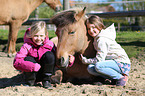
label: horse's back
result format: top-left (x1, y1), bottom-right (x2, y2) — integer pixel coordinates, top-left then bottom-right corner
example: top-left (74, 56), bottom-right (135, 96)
top-left (50, 36), bottom-right (58, 46)
top-left (0, 0), bottom-right (29, 23)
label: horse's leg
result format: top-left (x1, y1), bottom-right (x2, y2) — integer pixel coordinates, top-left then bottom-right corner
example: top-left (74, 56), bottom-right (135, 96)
top-left (8, 20), bottom-right (22, 57)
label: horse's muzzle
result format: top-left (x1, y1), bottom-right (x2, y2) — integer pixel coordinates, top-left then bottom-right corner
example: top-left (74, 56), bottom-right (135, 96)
top-left (58, 56), bottom-right (69, 68)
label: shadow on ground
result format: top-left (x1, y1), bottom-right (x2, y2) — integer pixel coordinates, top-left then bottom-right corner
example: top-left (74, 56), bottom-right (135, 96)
top-left (0, 74), bottom-right (25, 88)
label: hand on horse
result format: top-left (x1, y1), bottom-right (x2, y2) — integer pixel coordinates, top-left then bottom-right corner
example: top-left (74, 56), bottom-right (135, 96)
top-left (68, 54), bottom-right (75, 67)
top-left (80, 54), bottom-right (89, 64)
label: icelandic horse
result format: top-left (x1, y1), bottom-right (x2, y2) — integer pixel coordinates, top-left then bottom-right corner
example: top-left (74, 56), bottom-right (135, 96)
top-left (0, 0), bottom-right (62, 57)
top-left (50, 7), bottom-right (98, 84)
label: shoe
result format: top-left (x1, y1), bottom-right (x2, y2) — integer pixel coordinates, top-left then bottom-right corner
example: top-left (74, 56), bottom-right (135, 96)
top-left (93, 82), bottom-right (103, 86)
top-left (51, 70), bottom-right (63, 84)
top-left (42, 81), bottom-right (53, 89)
top-left (24, 72), bottom-right (36, 86)
top-left (116, 76), bottom-right (128, 86)
top-left (104, 79), bottom-right (112, 85)
top-left (111, 79), bottom-right (117, 85)
top-left (25, 80), bottom-right (35, 86)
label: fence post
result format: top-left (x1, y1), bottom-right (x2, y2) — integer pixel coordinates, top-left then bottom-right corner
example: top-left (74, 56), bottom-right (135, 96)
top-left (63, 0), bottom-right (70, 10)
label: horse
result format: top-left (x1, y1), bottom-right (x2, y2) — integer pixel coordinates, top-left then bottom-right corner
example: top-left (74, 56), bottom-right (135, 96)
top-left (0, 0), bottom-right (62, 57)
top-left (50, 7), bottom-right (98, 84)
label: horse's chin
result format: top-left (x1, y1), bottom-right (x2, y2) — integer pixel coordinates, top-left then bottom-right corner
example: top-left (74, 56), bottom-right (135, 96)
top-left (59, 56), bottom-right (69, 68)
top-left (58, 55), bottom-right (75, 68)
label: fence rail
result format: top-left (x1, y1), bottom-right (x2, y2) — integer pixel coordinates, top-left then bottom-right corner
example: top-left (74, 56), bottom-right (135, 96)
top-left (23, 10), bottom-right (145, 25)
top-left (23, 19), bottom-right (50, 25)
top-left (86, 10), bottom-right (145, 18)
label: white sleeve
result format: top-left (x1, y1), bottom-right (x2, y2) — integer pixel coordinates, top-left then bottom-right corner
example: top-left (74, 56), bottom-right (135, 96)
top-left (81, 38), bottom-right (109, 64)
top-left (81, 55), bottom-right (98, 64)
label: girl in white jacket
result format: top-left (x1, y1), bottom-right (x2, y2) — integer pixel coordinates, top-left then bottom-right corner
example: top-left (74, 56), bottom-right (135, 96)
top-left (81, 15), bottom-right (131, 86)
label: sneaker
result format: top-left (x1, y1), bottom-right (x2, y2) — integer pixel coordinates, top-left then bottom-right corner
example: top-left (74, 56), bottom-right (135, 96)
top-left (111, 79), bottom-right (117, 85)
top-left (116, 76), bottom-right (128, 86)
top-left (25, 80), bottom-right (35, 86)
top-left (42, 81), bottom-right (53, 89)
top-left (104, 79), bottom-right (112, 85)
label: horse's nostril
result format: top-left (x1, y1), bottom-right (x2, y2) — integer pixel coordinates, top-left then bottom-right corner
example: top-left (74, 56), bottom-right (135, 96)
top-left (58, 58), bottom-right (61, 63)
top-left (57, 56), bottom-right (69, 67)
top-left (58, 57), bottom-right (64, 64)
top-left (61, 57), bottom-right (64, 64)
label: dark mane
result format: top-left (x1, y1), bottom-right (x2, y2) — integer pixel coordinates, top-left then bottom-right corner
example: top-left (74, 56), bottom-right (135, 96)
top-left (50, 10), bottom-right (76, 27)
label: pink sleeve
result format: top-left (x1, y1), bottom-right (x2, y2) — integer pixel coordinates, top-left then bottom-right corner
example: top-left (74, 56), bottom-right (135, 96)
top-left (13, 43), bottom-right (36, 72)
top-left (14, 58), bottom-right (36, 72)
top-left (15, 43), bottom-right (29, 58)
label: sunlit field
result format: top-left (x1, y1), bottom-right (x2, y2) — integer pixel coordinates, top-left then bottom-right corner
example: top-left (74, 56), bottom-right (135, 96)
top-left (0, 29), bottom-right (145, 60)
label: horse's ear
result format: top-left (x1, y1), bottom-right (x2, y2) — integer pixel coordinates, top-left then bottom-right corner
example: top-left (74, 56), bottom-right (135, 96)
top-left (74, 7), bottom-right (86, 21)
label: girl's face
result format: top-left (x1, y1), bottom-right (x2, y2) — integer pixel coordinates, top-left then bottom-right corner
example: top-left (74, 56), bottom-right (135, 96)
top-left (32, 29), bottom-right (46, 45)
top-left (87, 22), bottom-right (100, 38)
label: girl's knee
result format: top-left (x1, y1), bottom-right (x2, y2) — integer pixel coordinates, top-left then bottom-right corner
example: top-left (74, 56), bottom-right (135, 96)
top-left (87, 64), bottom-right (101, 76)
top-left (41, 51), bottom-right (55, 61)
top-left (87, 64), bottom-right (95, 72)
top-left (95, 63), bottom-right (102, 71)
top-left (40, 51), bottom-right (55, 65)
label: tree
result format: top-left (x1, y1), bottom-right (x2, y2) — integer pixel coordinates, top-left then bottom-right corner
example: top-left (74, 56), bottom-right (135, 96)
top-left (29, 3), bottom-right (55, 19)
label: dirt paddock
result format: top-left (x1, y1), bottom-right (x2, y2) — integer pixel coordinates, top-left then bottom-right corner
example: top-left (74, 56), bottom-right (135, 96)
top-left (0, 52), bottom-right (145, 96)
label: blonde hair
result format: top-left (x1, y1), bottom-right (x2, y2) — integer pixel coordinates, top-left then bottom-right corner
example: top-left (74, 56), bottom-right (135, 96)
top-left (26, 21), bottom-right (48, 38)
top-left (86, 15), bottom-right (105, 31)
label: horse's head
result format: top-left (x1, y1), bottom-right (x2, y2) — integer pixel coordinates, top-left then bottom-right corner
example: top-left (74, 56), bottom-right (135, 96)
top-left (50, 7), bottom-right (89, 68)
top-left (44, 0), bottom-right (62, 11)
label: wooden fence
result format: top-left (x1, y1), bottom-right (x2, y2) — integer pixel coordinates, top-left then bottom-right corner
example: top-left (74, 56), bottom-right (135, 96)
top-left (86, 10), bottom-right (145, 18)
top-left (23, 10), bottom-right (145, 25)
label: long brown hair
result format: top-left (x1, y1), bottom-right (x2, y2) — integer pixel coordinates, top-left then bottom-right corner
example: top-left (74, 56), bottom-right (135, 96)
top-left (86, 15), bottom-right (105, 31)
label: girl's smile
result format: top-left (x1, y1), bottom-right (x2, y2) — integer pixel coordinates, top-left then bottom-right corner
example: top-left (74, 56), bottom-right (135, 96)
top-left (87, 23), bottom-right (100, 38)
top-left (32, 29), bottom-right (46, 45)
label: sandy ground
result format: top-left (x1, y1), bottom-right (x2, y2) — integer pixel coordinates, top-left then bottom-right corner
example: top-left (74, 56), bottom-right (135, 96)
top-left (0, 51), bottom-right (145, 96)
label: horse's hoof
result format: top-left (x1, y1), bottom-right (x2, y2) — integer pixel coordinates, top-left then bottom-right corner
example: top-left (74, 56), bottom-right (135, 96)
top-left (51, 70), bottom-right (63, 84)
top-left (7, 52), bottom-right (16, 58)
top-left (7, 53), bottom-right (12, 58)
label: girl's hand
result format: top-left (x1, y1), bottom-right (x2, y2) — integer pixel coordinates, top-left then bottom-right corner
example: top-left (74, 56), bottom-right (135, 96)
top-left (69, 54), bottom-right (75, 67)
top-left (80, 54), bottom-right (88, 64)
top-left (80, 54), bottom-right (86, 61)
top-left (34, 63), bottom-right (41, 72)
top-left (80, 54), bottom-right (83, 59)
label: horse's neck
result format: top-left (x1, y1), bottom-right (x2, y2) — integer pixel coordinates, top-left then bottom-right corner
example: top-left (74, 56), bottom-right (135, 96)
top-left (28, 0), bottom-right (43, 13)
top-left (75, 35), bottom-right (96, 64)
top-left (82, 34), bottom-right (96, 58)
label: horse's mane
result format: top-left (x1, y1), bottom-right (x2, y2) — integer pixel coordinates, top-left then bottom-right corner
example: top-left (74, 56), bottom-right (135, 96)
top-left (50, 7), bottom-right (87, 27)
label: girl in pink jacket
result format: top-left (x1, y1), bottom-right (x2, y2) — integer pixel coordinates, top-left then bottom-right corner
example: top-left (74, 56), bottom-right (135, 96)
top-left (13, 21), bottom-right (56, 89)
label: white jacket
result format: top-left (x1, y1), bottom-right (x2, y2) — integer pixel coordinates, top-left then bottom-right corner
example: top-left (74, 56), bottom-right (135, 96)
top-left (82, 23), bottom-right (131, 64)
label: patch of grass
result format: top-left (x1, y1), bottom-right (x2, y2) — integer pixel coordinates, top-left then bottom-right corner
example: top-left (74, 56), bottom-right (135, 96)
top-left (116, 31), bottom-right (145, 59)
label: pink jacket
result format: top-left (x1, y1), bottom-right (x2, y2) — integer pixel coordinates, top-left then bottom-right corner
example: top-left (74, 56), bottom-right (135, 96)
top-left (13, 28), bottom-right (56, 72)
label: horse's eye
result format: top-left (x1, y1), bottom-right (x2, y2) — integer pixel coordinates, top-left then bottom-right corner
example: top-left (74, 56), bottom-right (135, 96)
top-left (68, 31), bottom-right (75, 35)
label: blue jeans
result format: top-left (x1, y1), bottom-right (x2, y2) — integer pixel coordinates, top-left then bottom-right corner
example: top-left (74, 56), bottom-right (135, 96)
top-left (87, 60), bottom-right (123, 80)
